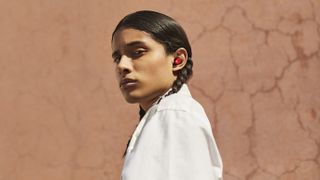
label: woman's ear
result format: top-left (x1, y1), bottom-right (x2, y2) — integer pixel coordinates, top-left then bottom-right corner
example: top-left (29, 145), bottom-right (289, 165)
top-left (172, 48), bottom-right (188, 72)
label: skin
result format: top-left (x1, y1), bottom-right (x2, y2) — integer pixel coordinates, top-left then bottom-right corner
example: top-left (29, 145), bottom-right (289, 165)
top-left (112, 28), bottom-right (188, 111)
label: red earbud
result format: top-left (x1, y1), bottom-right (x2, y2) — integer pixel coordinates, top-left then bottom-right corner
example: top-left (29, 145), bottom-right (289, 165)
top-left (173, 58), bottom-right (183, 65)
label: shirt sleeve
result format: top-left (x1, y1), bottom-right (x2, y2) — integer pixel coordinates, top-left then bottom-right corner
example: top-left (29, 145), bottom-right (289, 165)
top-left (123, 109), bottom-right (223, 180)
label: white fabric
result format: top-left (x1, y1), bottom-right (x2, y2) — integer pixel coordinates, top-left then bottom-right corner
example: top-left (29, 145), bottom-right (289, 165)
top-left (121, 84), bottom-right (223, 180)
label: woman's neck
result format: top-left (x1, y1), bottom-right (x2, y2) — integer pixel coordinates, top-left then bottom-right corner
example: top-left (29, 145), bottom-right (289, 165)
top-left (139, 87), bottom-right (172, 111)
top-left (139, 95), bottom-right (159, 112)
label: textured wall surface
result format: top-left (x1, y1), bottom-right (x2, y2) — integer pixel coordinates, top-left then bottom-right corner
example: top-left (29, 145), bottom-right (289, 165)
top-left (0, 0), bottom-right (319, 180)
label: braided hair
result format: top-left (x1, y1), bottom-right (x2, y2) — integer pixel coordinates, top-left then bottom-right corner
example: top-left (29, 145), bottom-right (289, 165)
top-left (167, 57), bottom-right (193, 96)
top-left (112, 10), bottom-right (193, 157)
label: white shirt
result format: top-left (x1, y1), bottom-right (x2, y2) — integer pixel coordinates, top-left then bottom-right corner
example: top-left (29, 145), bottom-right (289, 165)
top-left (121, 84), bottom-right (223, 180)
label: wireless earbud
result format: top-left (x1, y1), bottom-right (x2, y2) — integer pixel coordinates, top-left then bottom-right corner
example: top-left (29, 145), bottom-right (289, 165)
top-left (173, 57), bottom-right (183, 65)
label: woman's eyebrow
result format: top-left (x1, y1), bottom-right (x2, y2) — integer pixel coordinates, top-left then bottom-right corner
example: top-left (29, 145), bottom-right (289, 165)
top-left (112, 41), bottom-right (147, 58)
top-left (125, 41), bottom-right (147, 48)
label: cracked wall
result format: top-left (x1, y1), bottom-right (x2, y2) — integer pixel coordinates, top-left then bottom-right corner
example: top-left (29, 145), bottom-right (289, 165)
top-left (0, 0), bottom-right (319, 180)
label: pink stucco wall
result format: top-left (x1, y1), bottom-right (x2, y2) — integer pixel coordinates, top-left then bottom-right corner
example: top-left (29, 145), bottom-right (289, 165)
top-left (0, 0), bottom-right (319, 179)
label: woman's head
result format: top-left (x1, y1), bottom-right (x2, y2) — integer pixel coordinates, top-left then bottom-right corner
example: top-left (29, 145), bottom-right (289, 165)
top-left (111, 10), bottom-right (193, 110)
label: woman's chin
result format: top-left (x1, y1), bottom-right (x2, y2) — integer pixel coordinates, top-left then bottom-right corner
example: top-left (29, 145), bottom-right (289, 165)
top-left (122, 93), bottom-right (142, 104)
top-left (124, 97), bottom-right (139, 104)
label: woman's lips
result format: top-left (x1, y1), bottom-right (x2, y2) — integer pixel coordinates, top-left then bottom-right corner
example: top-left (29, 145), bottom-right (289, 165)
top-left (120, 78), bottom-right (138, 90)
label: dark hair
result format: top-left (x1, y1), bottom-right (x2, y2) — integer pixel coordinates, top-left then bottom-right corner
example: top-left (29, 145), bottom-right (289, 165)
top-left (112, 10), bottom-right (194, 157)
top-left (112, 10), bottom-right (193, 95)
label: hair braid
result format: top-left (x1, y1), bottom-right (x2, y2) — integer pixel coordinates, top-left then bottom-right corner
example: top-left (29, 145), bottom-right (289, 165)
top-left (167, 57), bottom-right (193, 96)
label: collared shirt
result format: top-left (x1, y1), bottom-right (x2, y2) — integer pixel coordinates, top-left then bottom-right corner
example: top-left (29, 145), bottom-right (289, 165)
top-left (121, 84), bottom-right (223, 180)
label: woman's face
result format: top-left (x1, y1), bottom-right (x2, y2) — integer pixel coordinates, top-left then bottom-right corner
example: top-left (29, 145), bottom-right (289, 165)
top-left (112, 28), bottom-right (176, 110)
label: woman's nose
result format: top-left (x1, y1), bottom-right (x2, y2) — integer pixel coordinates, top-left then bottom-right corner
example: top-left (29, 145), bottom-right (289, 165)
top-left (117, 56), bottom-right (132, 76)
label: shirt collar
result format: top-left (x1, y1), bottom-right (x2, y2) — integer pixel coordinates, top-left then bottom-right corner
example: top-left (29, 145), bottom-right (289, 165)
top-left (139, 84), bottom-right (191, 121)
top-left (154, 83), bottom-right (191, 105)
top-left (178, 83), bottom-right (191, 97)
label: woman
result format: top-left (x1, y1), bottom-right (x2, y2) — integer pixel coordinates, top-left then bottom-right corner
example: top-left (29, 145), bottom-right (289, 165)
top-left (111, 10), bottom-right (223, 180)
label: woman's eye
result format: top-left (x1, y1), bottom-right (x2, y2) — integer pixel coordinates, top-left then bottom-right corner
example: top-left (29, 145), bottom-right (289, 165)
top-left (113, 55), bottom-right (121, 63)
top-left (131, 49), bottom-right (145, 58)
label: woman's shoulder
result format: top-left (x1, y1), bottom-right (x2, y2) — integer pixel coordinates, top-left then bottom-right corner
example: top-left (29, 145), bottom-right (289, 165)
top-left (156, 84), bottom-right (205, 115)
top-left (153, 85), bottom-right (213, 131)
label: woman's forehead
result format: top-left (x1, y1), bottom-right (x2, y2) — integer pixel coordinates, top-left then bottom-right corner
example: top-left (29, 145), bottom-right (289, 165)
top-left (112, 28), bottom-right (154, 49)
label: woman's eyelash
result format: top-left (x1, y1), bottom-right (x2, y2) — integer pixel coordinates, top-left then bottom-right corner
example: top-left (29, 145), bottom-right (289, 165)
top-left (131, 49), bottom-right (146, 57)
top-left (112, 49), bottom-right (146, 63)
top-left (113, 55), bottom-right (121, 63)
